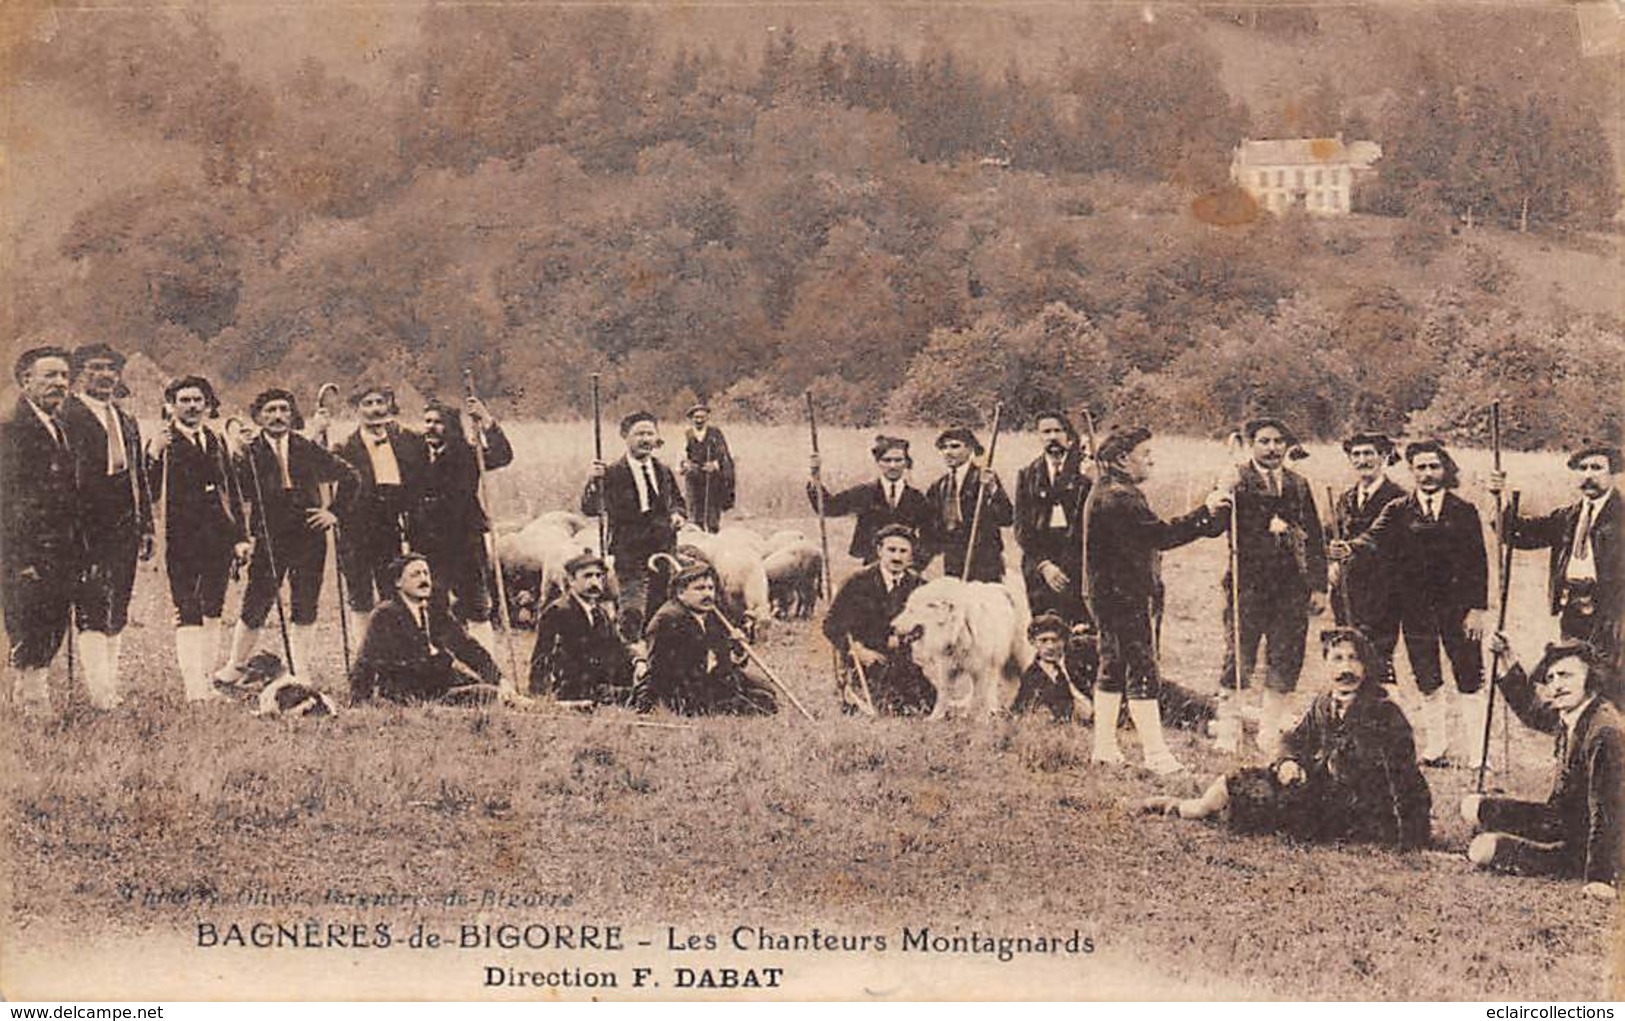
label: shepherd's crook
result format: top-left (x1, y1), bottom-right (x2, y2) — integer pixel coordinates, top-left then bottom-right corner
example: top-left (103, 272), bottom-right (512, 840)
top-left (710, 608), bottom-right (815, 722)
top-left (961, 402), bottom-right (1004, 580)
top-left (463, 369), bottom-right (523, 693)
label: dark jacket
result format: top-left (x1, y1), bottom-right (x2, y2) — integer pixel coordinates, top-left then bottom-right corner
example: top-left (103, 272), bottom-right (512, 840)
top-left (148, 423), bottom-right (247, 549)
top-left (1202, 463), bottom-right (1328, 596)
top-left (236, 432), bottom-right (358, 541)
top-left (350, 596), bottom-right (500, 704)
top-left (1353, 490), bottom-right (1488, 612)
top-left (1084, 469), bottom-right (1214, 620)
top-left (639, 600), bottom-right (771, 715)
top-left (1014, 452), bottom-right (1091, 578)
top-left (1332, 478), bottom-right (1407, 623)
top-left (822, 562), bottom-right (923, 655)
top-left (57, 393), bottom-right (151, 543)
top-left (1496, 667), bottom-right (1625, 886)
top-left (333, 422), bottom-right (430, 543)
top-left (527, 593), bottom-right (633, 702)
top-left (413, 425), bottom-right (514, 553)
top-left (581, 456), bottom-right (686, 567)
top-left (1012, 659), bottom-right (1081, 722)
top-left (1278, 687), bottom-right (1433, 850)
top-left (925, 464), bottom-right (1013, 581)
top-left (806, 478), bottom-right (933, 566)
top-left (682, 426), bottom-right (736, 514)
top-left (0, 398), bottom-right (78, 576)
top-left (1506, 490), bottom-right (1622, 621)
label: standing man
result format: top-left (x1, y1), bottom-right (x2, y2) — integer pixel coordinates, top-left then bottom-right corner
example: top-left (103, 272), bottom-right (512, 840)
top-left (1209, 418), bottom-right (1329, 758)
top-left (1085, 426), bottom-right (1228, 772)
top-left (1015, 410), bottom-right (1091, 625)
top-left (58, 343), bottom-right (152, 710)
top-left (413, 396), bottom-right (513, 654)
top-left (147, 376), bottom-right (252, 703)
top-left (821, 524), bottom-right (934, 715)
top-left (1, 346), bottom-right (78, 715)
top-left (332, 384), bottom-right (428, 644)
top-left (527, 552), bottom-right (635, 705)
top-left (681, 403), bottom-right (735, 534)
top-left (1331, 440), bottom-right (1489, 767)
top-left (349, 553), bottom-right (502, 705)
top-left (1489, 443), bottom-right (1623, 671)
top-left (807, 435), bottom-right (933, 569)
top-left (216, 389), bottom-right (357, 689)
top-left (1329, 431), bottom-right (1406, 685)
top-left (926, 427), bottom-right (1013, 582)
top-left (583, 411), bottom-right (687, 640)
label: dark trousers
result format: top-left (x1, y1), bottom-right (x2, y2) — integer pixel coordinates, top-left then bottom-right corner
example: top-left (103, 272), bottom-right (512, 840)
top-left (4, 556), bottom-right (73, 669)
top-left (241, 520), bottom-right (327, 627)
top-left (1333, 588), bottom-right (1399, 686)
top-left (1400, 600), bottom-right (1483, 695)
top-left (1559, 591), bottom-right (1619, 673)
top-left (1096, 605), bottom-right (1159, 699)
top-left (940, 532), bottom-right (1003, 583)
top-left (685, 478), bottom-right (723, 533)
top-left (1476, 797), bottom-right (1577, 878)
top-left (616, 558), bottom-right (669, 642)
top-left (1219, 579), bottom-right (1308, 694)
top-left (341, 487), bottom-right (408, 612)
top-left (422, 536), bottom-right (493, 623)
top-left (848, 653), bottom-right (936, 716)
top-left (167, 540), bottom-right (233, 626)
top-left (75, 531), bottom-right (140, 635)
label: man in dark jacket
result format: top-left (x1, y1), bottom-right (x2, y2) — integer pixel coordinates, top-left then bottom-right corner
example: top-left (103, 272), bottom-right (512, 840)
top-left (821, 524), bottom-right (933, 715)
top-left (634, 562), bottom-right (775, 716)
top-left (148, 375), bottom-right (253, 702)
top-left (218, 389), bottom-right (358, 689)
top-left (1464, 636), bottom-right (1622, 901)
top-left (1014, 410), bottom-right (1091, 626)
top-left (1085, 426), bottom-right (1227, 772)
top-left (57, 344), bottom-right (152, 710)
top-left (414, 396), bottom-right (513, 652)
top-left (680, 403), bottom-right (735, 534)
top-left (1328, 431), bottom-right (1405, 685)
top-left (1490, 444), bottom-right (1623, 673)
top-left (350, 553), bottom-right (502, 705)
top-left (1012, 613), bottom-right (1090, 723)
top-left (527, 552), bottom-right (634, 704)
top-left (2, 346), bottom-right (78, 715)
top-left (1332, 440), bottom-right (1489, 768)
top-left (582, 411), bottom-right (687, 640)
top-left (925, 427), bottom-right (1013, 582)
top-left (1144, 628), bottom-right (1432, 852)
top-left (807, 435), bottom-right (932, 569)
top-left (332, 384), bottom-right (429, 643)
top-left (1205, 418), bottom-right (1329, 758)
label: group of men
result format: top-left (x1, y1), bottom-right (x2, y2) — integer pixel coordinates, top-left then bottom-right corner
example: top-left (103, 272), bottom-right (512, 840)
top-left (4, 344), bottom-right (1620, 897)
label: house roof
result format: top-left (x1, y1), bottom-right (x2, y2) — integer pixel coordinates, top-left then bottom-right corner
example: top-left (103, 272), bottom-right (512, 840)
top-left (1233, 138), bottom-right (1382, 167)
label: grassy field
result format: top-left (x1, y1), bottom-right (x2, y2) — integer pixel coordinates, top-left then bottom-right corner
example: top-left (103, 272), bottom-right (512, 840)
top-left (3, 422), bottom-right (1620, 1000)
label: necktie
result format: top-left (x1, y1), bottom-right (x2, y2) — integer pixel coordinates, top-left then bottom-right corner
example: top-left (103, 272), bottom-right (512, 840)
top-left (1356, 487), bottom-right (1367, 511)
top-left (104, 404), bottom-right (128, 474)
top-left (1572, 501), bottom-right (1595, 561)
top-left (641, 462), bottom-right (658, 513)
top-left (887, 482), bottom-right (898, 509)
top-left (945, 469), bottom-right (963, 528)
top-left (1269, 470), bottom-right (1282, 498)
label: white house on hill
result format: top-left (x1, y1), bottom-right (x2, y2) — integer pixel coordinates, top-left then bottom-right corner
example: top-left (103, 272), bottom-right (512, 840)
top-left (1230, 136), bottom-right (1382, 216)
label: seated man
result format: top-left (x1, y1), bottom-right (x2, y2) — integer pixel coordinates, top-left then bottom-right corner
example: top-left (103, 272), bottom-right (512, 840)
top-left (1012, 613), bottom-right (1093, 723)
top-left (821, 524), bottom-right (935, 715)
top-left (1142, 628), bottom-right (1431, 851)
top-left (1462, 636), bottom-right (1622, 902)
top-left (527, 552), bottom-right (634, 706)
top-left (634, 562), bottom-right (777, 716)
top-left (350, 553), bottom-right (503, 705)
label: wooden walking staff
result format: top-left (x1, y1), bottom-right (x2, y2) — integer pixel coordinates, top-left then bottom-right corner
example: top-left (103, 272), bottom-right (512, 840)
top-left (1078, 408), bottom-right (1102, 623)
top-left (591, 373), bottom-right (607, 556)
top-left (1476, 398), bottom-right (1511, 792)
top-left (1225, 427), bottom-right (1247, 698)
top-left (805, 392), bottom-right (872, 713)
top-left (961, 402), bottom-right (1004, 581)
top-left (709, 608), bottom-right (816, 722)
top-left (315, 383), bottom-right (353, 677)
top-left (463, 368), bottom-right (523, 691)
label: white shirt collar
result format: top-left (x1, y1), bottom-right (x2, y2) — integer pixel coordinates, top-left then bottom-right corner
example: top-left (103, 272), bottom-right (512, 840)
top-left (26, 399), bottom-right (59, 434)
top-left (1560, 696), bottom-right (1596, 740)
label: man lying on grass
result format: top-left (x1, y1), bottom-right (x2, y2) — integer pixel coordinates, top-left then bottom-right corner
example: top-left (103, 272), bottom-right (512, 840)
top-left (1141, 627), bottom-right (1431, 851)
top-left (1462, 635), bottom-right (1622, 902)
top-left (349, 552), bottom-right (504, 705)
